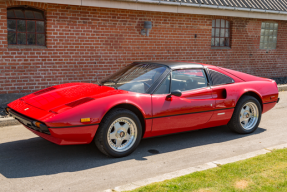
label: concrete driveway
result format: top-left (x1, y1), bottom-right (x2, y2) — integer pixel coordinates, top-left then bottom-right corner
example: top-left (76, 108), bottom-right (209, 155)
top-left (0, 91), bottom-right (286, 192)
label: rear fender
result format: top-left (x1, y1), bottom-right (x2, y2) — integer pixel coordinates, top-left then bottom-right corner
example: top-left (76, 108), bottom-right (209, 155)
top-left (236, 89), bottom-right (263, 110)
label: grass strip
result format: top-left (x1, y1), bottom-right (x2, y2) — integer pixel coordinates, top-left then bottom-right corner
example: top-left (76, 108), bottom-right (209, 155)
top-left (128, 148), bottom-right (287, 192)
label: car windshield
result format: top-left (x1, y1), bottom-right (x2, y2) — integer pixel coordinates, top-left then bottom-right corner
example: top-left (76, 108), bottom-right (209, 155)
top-left (100, 63), bottom-right (167, 93)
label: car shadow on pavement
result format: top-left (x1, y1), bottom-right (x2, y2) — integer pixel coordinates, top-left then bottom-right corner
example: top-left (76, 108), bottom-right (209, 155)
top-left (0, 125), bottom-right (266, 178)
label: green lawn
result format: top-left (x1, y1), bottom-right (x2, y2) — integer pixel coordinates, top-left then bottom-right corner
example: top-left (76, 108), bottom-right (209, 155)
top-left (129, 148), bottom-right (287, 192)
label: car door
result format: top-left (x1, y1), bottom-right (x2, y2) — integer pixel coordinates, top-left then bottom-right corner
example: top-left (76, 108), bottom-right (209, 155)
top-left (203, 68), bottom-right (236, 127)
top-left (151, 68), bottom-right (216, 135)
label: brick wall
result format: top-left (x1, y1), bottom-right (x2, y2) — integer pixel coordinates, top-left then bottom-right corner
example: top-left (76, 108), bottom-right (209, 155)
top-left (0, 1), bottom-right (287, 94)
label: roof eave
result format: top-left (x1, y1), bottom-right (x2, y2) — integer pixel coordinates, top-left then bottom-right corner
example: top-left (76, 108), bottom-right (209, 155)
top-left (137, 0), bottom-right (287, 15)
top-left (15, 0), bottom-right (287, 20)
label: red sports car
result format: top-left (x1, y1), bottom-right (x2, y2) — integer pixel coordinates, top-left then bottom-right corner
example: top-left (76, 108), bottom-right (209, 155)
top-left (6, 61), bottom-right (279, 157)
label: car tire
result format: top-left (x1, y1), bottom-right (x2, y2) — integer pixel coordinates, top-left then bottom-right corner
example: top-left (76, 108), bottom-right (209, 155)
top-left (94, 108), bottom-right (142, 158)
top-left (228, 95), bottom-right (262, 134)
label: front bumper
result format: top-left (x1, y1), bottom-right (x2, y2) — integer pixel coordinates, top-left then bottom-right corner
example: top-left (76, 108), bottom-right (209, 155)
top-left (7, 108), bottom-right (99, 145)
top-left (7, 108), bottom-right (50, 134)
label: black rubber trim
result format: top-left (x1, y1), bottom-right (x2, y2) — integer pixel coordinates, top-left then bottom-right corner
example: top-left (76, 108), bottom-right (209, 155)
top-left (8, 108), bottom-right (50, 134)
top-left (145, 107), bottom-right (234, 120)
top-left (148, 67), bottom-right (172, 94)
top-left (204, 67), bottom-right (212, 87)
top-left (8, 108), bottom-right (99, 129)
top-left (50, 123), bottom-right (100, 128)
top-left (263, 101), bottom-right (277, 105)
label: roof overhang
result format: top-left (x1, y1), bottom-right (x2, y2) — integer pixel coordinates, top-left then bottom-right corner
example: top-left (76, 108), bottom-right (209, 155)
top-left (16, 0), bottom-right (287, 20)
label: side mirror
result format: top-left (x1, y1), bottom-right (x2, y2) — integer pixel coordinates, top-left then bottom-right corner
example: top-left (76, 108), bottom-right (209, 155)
top-left (168, 90), bottom-right (182, 97)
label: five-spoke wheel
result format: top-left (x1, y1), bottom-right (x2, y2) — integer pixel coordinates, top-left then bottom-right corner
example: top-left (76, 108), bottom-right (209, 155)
top-left (239, 102), bottom-right (259, 130)
top-left (107, 117), bottom-right (137, 152)
top-left (228, 95), bottom-right (262, 134)
top-left (95, 108), bottom-right (142, 158)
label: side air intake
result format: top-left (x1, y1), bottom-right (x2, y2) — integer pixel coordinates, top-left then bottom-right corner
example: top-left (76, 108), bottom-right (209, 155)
top-left (66, 97), bottom-right (95, 108)
top-left (34, 87), bottom-right (56, 95)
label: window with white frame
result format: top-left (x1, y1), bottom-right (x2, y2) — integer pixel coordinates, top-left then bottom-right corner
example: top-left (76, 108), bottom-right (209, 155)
top-left (260, 22), bottom-right (278, 50)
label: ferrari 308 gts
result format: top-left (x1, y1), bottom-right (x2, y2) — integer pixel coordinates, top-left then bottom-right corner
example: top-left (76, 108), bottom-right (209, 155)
top-left (6, 61), bottom-right (279, 157)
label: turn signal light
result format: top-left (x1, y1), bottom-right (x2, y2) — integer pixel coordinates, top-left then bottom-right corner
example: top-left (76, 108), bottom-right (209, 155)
top-left (5, 107), bottom-right (10, 115)
top-left (34, 121), bottom-right (42, 128)
top-left (81, 118), bottom-right (90, 123)
top-left (32, 121), bottom-right (49, 132)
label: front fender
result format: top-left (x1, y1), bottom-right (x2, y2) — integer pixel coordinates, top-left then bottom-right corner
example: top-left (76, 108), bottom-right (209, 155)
top-left (45, 92), bottom-right (152, 128)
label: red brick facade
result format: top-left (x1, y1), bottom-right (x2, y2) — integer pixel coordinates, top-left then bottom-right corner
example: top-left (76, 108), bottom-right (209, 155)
top-left (0, 1), bottom-right (287, 94)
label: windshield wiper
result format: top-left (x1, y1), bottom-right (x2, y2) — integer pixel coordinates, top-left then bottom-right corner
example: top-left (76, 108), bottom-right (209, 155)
top-left (100, 80), bottom-right (118, 89)
top-left (101, 80), bottom-right (117, 84)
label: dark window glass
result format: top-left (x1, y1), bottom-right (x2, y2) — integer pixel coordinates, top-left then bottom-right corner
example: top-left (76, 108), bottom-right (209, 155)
top-left (27, 34), bottom-right (36, 45)
top-left (211, 19), bottom-right (230, 48)
top-left (17, 20), bottom-right (26, 32)
top-left (27, 21), bottom-right (35, 32)
top-left (7, 33), bottom-right (16, 44)
top-left (7, 7), bottom-right (45, 46)
top-left (7, 20), bottom-right (16, 32)
top-left (154, 74), bottom-right (171, 94)
top-left (100, 63), bottom-right (167, 93)
top-left (34, 11), bottom-right (44, 20)
top-left (14, 10), bottom-right (25, 18)
top-left (36, 21), bottom-right (44, 33)
top-left (7, 10), bottom-right (15, 18)
top-left (171, 69), bottom-right (208, 92)
top-left (17, 33), bottom-right (26, 44)
top-left (209, 69), bottom-right (234, 86)
top-left (211, 38), bottom-right (214, 46)
top-left (25, 10), bottom-right (34, 19)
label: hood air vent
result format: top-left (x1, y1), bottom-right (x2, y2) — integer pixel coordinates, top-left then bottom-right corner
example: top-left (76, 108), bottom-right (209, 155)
top-left (34, 87), bottom-right (56, 95)
top-left (66, 97), bottom-right (95, 108)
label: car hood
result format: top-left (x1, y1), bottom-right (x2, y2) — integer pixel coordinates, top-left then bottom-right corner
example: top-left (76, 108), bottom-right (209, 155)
top-left (21, 83), bottom-right (124, 113)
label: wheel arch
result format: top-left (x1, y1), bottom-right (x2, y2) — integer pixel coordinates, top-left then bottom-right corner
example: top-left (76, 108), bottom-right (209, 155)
top-left (100, 103), bottom-right (146, 138)
top-left (237, 91), bottom-right (263, 111)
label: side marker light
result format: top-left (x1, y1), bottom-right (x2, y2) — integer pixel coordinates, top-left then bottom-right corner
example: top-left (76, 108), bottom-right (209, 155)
top-left (81, 118), bottom-right (90, 123)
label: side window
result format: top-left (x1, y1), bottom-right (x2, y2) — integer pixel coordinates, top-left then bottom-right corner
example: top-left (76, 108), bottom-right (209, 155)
top-left (171, 69), bottom-right (208, 92)
top-left (154, 74), bottom-right (170, 94)
top-left (209, 69), bottom-right (234, 86)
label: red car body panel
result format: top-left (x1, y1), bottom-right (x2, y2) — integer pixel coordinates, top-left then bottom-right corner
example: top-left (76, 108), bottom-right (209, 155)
top-left (23, 124), bottom-right (99, 145)
top-left (7, 63), bottom-right (279, 145)
top-left (151, 87), bottom-right (214, 133)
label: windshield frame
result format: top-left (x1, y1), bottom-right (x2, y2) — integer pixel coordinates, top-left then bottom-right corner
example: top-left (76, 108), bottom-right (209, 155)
top-left (99, 62), bottom-right (171, 94)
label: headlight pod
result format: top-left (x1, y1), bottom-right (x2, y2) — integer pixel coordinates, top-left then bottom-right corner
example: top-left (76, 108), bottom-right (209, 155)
top-left (32, 121), bottom-right (49, 132)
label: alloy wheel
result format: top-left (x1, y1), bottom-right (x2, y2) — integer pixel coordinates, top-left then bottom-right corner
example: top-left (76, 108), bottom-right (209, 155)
top-left (239, 102), bottom-right (259, 130)
top-left (107, 117), bottom-right (137, 152)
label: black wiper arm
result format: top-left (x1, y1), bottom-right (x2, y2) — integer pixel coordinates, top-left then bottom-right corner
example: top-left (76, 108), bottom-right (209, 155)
top-left (101, 80), bottom-right (117, 84)
top-left (100, 80), bottom-right (118, 89)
